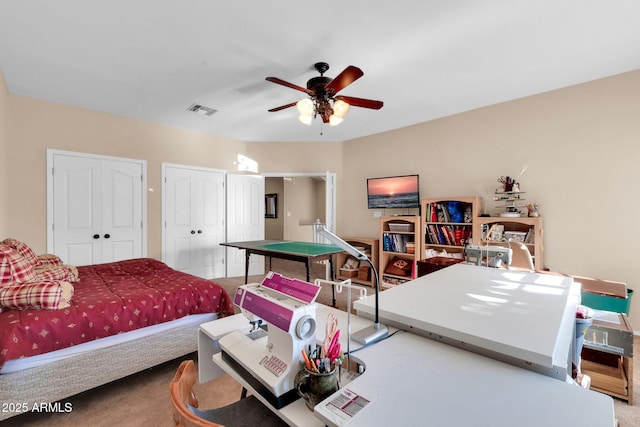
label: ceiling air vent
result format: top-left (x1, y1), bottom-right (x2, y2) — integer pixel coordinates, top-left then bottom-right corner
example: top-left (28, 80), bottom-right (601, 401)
top-left (186, 103), bottom-right (217, 116)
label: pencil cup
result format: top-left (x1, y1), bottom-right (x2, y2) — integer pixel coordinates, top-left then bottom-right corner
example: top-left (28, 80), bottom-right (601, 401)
top-left (294, 367), bottom-right (339, 410)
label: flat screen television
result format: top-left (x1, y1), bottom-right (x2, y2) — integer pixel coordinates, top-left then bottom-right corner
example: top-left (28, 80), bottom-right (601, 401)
top-left (367, 174), bottom-right (420, 209)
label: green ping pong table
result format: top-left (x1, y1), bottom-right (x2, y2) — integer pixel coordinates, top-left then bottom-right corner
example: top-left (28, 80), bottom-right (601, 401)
top-left (221, 240), bottom-right (344, 284)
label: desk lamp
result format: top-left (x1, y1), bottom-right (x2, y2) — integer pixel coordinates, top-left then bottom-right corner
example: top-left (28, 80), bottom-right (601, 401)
top-left (314, 224), bottom-right (389, 345)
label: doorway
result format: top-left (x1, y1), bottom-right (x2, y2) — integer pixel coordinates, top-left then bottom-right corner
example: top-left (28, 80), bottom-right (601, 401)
top-left (263, 172), bottom-right (336, 242)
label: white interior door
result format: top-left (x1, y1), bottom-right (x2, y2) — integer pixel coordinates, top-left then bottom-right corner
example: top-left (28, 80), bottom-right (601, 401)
top-left (47, 150), bottom-right (146, 266)
top-left (101, 159), bottom-right (145, 262)
top-left (196, 169), bottom-right (226, 278)
top-left (164, 166), bottom-right (197, 272)
top-left (163, 164), bottom-right (225, 279)
top-left (325, 171), bottom-right (337, 233)
top-left (225, 174), bottom-right (265, 278)
top-left (50, 154), bottom-right (101, 265)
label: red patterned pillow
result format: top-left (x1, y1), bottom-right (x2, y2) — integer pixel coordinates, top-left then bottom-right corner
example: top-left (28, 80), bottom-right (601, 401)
top-left (0, 281), bottom-right (74, 310)
top-left (0, 244), bottom-right (37, 284)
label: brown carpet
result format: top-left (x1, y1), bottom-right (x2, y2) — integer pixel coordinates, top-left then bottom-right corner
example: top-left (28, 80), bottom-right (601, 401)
top-left (2, 259), bottom-right (638, 426)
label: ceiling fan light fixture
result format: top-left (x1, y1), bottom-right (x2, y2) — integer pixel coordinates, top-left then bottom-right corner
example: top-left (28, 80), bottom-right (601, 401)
top-left (329, 115), bottom-right (344, 127)
top-left (332, 99), bottom-right (350, 117)
top-left (296, 98), bottom-right (314, 116)
top-left (298, 114), bottom-right (313, 126)
top-left (267, 62), bottom-right (382, 129)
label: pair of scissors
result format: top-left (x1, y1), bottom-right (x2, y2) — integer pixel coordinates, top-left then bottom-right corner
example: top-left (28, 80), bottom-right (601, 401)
top-left (327, 330), bottom-right (341, 363)
top-left (322, 313), bottom-right (338, 358)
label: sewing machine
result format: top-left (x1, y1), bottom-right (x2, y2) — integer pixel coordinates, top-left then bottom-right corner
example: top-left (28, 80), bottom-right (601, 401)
top-left (464, 244), bottom-right (513, 268)
top-left (218, 272), bottom-right (321, 409)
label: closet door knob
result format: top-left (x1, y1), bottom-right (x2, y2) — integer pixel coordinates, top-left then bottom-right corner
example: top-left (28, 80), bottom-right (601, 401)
top-left (93, 234), bottom-right (100, 239)
top-left (104, 234), bottom-right (110, 239)
top-left (197, 229), bottom-right (203, 234)
top-left (190, 230), bottom-right (196, 234)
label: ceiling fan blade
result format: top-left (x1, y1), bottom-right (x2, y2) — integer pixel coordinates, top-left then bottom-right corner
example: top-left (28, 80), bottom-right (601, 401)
top-left (268, 101), bottom-right (298, 112)
top-left (324, 66), bottom-right (364, 95)
top-left (265, 77), bottom-right (314, 94)
top-left (336, 95), bottom-right (384, 110)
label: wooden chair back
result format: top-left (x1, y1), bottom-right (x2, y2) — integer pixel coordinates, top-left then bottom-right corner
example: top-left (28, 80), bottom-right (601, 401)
top-left (170, 360), bottom-right (223, 427)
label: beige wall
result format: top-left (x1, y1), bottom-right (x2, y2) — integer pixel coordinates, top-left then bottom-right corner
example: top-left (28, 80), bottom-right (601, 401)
top-left (340, 70), bottom-right (640, 326)
top-left (246, 141), bottom-right (343, 174)
top-left (0, 72), bottom-right (8, 237)
top-left (265, 177), bottom-right (284, 240)
top-left (282, 177), bottom-right (326, 241)
top-left (6, 94), bottom-right (247, 259)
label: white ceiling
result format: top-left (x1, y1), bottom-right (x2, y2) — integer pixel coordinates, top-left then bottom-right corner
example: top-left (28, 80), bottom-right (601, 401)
top-left (1, 1), bottom-right (639, 143)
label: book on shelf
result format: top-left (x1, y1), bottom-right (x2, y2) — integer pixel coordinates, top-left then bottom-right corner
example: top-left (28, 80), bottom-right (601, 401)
top-left (425, 224), bottom-right (470, 246)
top-left (425, 201), bottom-right (469, 224)
top-left (524, 227), bottom-right (534, 244)
top-left (382, 275), bottom-right (411, 286)
top-left (425, 202), bottom-right (452, 223)
top-left (382, 232), bottom-right (413, 253)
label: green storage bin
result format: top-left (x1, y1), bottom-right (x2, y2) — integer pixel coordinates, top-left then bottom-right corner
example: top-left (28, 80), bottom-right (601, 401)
top-left (580, 289), bottom-right (634, 315)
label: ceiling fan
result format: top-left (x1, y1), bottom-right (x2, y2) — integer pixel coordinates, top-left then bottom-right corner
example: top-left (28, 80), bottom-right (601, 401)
top-left (266, 62), bottom-right (383, 127)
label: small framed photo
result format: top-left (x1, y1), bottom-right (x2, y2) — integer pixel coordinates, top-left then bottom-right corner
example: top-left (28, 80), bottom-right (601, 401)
top-left (265, 194), bottom-right (277, 218)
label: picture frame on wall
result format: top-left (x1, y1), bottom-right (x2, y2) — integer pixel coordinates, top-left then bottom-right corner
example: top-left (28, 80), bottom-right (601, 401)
top-left (265, 193), bottom-right (277, 218)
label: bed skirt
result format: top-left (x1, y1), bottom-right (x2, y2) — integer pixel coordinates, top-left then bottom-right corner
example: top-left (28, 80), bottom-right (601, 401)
top-left (0, 312), bottom-right (218, 421)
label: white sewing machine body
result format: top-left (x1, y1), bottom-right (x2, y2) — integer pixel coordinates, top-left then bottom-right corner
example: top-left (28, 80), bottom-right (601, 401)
top-left (218, 272), bottom-right (321, 408)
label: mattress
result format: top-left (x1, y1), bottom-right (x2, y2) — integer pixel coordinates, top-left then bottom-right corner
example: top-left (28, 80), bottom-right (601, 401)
top-left (0, 312), bottom-right (214, 374)
top-left (0, 258), bottom-right (233, 369)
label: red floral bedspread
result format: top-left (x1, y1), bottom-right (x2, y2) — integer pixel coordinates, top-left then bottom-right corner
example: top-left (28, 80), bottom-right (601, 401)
top-left (0, 258), bottom-right (233, 368)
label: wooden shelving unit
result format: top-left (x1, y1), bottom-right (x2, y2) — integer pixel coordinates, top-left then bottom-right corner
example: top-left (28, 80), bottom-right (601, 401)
top-left (379, 216), bottom-right (421, 287)
top-left (581, 350), bottom-right (633, 404)
top-left (472, 216), bottom-right (544, 270)
top-left (580, 312), bottom-right (634, 404)
top-left (420, 196), bottom-right (482, 259)
top-left (335, 237), bottom-right (379, 288)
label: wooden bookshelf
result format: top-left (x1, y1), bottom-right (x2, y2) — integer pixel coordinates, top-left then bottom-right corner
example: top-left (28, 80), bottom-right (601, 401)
top-left (472, 216), bottom-right (544, 270)
top-left (379, 216), bottom-right (421, 287)
top-left (335, 237), bottom-right (379, 287)
top-left (421, 196), bottom-right (482, 259)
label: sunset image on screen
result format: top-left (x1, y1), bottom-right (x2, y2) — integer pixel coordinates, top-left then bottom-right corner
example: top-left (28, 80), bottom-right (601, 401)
top-left (367, 175), bottom-right (419, 209)
top-left (368, 175), bottom-right (416, 196)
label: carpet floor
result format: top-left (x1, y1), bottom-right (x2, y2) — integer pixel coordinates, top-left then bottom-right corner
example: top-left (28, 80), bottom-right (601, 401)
top-left (1, 259), bottom-right (638, 426)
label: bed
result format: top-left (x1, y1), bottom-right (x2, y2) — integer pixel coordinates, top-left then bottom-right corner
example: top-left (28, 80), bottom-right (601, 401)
top-left (0, 240), bottom-right (234, 421)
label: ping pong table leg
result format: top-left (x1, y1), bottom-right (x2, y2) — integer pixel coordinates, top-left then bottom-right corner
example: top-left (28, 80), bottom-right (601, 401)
top-left (244, 251), bottom-right (250, 284)
top-left (329, 256), bottom-right (337, 307)
top-left (305, 260), bottom-right (311, 283)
